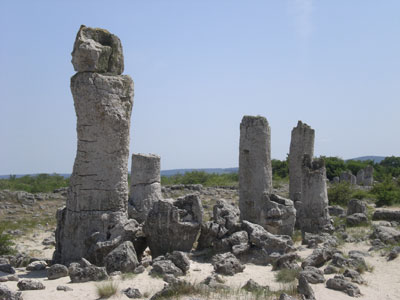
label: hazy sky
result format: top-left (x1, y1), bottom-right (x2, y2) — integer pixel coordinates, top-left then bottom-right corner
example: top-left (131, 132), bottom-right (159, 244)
top-left (1, 1), bottom-right (399, 174)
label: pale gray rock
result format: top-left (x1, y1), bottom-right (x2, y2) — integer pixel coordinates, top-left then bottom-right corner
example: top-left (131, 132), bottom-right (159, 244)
top-left (239, 115), bottom-right (272, 224)
top-left (340, 171), bottom-right (356, 185)
top-left (242, 279), bottom-right (269, 292)
top-left (347, 199), bottom-right (367, 216)
top-left (17, 279), bottom-right (45, 291)
top-left (387, 246), bottom-right (400, 261)
top-left (144, 195), bottom-right (203, 257)
top-left (57, 285), bottom-right (73, 291)
top-left (297, 274), bottom-right (316, 300)
top-left (328, 205), bottom-right (346, 216)
top-left (302, 248), bottom-right (333, 268)
top-left (213, 199), bottom-right (241, 233)
top-left (272, 252), bottom-right (300, 270)
top-left (363, 165), bottom-right (374, 186)
top-left (279, 294), bottom-right (296, 300)
top-left (371, 225), bottom-right (400, 244)
top-left (373, 210), bottom-right (400, 222)
top-left (201, 274), bottom-right (228, 289)
top-left (129, 153), bottom-right (162, 223)
top-left (346, 213), bottom-right (368, 226)
top-left (47, 264), bottom-right (69, 280)
top-left (54, 25), bottom-right (134, 265)
top-left (71, 25), bottom-right (124, 74)
top-left (288, 121), bottom-right (315, 203)
top-left (150, 259), bottom-right (183, 277)
top-left (165, 251), bottom-right (190, 274)
top-left (300, 266), bottom-right (325, 284)
top-left (212, 252), bottom-right (245, 275)
top-left (104, 241), bottom-right (138, 273)
top-left (123, 287), bottom-right (142, 298)
top-left (343, 269), bottom-right (365, 284)
top-left (326, 275), bottom-right (361, 297)
top-left (0, 264), bottom-right (15, 274)
top-left (26, 260), bottom-right (47, 271)
top-left (0, 284), bottom-right (22, 300)
top-left (298, 156), bottom-right (332, 234)
top-left (68, 261), bottom-right (108, 283)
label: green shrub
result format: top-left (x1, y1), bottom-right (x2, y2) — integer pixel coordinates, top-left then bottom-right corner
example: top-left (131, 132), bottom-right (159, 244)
top-left (96, 281), bottom-right (118, 299)
top-left (274, 268), bottom-right (300, 283)
top-left (370, 177), bottom-right (400, 207)
top-left (0, 173), bottom-right (69, 193)
top-left (328, 182), bottom-right (353, 206)
top-left (0, 232), bottom-right (15, 255)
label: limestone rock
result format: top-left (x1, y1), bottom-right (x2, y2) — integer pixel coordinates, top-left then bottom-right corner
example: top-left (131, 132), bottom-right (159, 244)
top-left (272, 252), bottom-right (300, 270)
top-left (0, 264), bottom-right (15, 274)
top-left (373, 210), bottom-right (400, 222)
top-left (239, 115), bottom-right (272, 224)
top-left (212, 252), bottom-right (245, 276)
top-left (72, 25), bottom-right (124, 74)
top-left (144, 195), bottom-right (203, 257)
top-left (150, 259), bottom-right (183, 277)
top-left (289, 121), bottom-right (315, 202)
top-left (26, 260), bottom-right (47, 271)
top-left (165, 251), bottom-right (190, 274)
top-left (329, 205), bottom-right (346, 217)
top-left (201, 274), bottom-right (228, 290)
top-left (54, 25), bottom-right (134, 265)
top-left (123, 287), bottom-right (142, 299)
top-left (300, 266), bottom-right (325, 284)
top-left (343, 269), bottom-right (365, 284)
top-left (17, 279), bottom-right (45, 291)
top-left (68, 261), bottom-right (108, 283)
top-left (57, 285), bottom-right (73, 291)
top-left (326, 275), bottom-right (361, 297)
top-left (47, 264), bottom-right (69, 280)
top-left (297, 274), bottom-right (316, 300)
top-left (371, 225), bottom-right (400, 244)
top-left (346, 213), bottom-right (368, 226)
top-left (104, 241), bottom-right (138, 273)
top-left (213, 199), bottom-right (241, 233)
top-left (347, 199), bottom-right (367, 216)
top-left (242, 279), bottom-right (269, 292)
top-left (301, 248), bottom-right (333, 268)
top-left (298, 156), bottom-right (332, 234)
top-left (340, 171), bottom-right (356, 185)
top-left (387, 246), bottom-right (400, 261)
top-left (129, 154), bottom-right (162, 223)
top-left (0, 284), bottom-right (23, 300)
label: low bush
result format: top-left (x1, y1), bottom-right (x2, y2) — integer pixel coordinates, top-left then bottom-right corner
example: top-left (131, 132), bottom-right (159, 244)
top-left (96, 281), bottom-right (118, 299)
top-left (370, 177), bottom-right (400, 207)
top-left (328, 182), bottom-right (353, 206)
top-left (0, 231), bottom-right (15, 255)
top-left (274, 268), bottom-right (300, 283)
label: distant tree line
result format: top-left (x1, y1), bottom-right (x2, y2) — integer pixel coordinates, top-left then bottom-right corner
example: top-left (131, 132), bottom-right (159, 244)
top-left (0, 173), bottom-right (69, 193)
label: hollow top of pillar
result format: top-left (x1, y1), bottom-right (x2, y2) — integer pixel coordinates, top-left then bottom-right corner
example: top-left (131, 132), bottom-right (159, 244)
top-left (240, 115), bottom-right (269, 128)
top-left (71, 25), bottom-right (124, 75)
top-left (132, 153), bottom-right (161, 160)
top-left (293, 120), bottom-right (314, 132)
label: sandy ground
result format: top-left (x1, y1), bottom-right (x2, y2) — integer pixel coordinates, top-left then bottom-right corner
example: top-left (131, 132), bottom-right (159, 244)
top-left (1, 230), bottom-right (400, 300)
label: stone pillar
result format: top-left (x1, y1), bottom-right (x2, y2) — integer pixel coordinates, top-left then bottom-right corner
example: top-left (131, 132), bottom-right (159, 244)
top-left (298, 155), bottom-right (332, 234)
top-left (288, 121), bottom-right (315, 202)
top-left (54, 25), bottom-right (134, 265)
top-left (239, 115), bottom-right (272, 223)
top-left (340, 171), bottom-right (356, 185)
top-left (128, 153), bottom-right (162, 223)
top-left (363, 165), bottom-right (374, 186)
top-left (356, 169), bottom-right (365, 185)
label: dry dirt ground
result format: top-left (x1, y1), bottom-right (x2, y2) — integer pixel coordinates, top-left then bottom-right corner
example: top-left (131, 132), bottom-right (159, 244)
top-left (1, 186), bottom-right (400, 300)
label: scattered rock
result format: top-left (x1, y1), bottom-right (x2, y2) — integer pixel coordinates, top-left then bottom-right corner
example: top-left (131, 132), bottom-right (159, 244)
top-left (326, 275), bottom-right (361, 297)
top-left (123, 287), bottom-right (142, 299)
top-left (151, 259), bottom-right (183, 277)
top-left (133, 265), bottom-right (145, 274)
top-left (201, 274), bottom-right (228, 290)
top-left (343, 269), bottom-right (365, 284)
top-left (0, 264), bottom-right (15, 274)
top-left (68, 261), bottom-right (108, 283)
top-left (387, 246), bottom-right (400, 261)
top-left (300, 266), bottom-right (325, 284)
top-left (0, 283), bottom-right (23, 300)
top-left (302, 248), bottom-right (333, 268)
top-left (165, 251), bottom-right (190, 274)
top-left (324, 265), bottom-right (339, 274)
top-left (26, 260), bottom-right (47, 271)
top-left (57, 285), bottom-right (73, 291)
top-left (346, 213), bottom-right (368, 226)
top-left (328, 206), bottom-right (346, 217)
top-left (371, 225), bottom-right (400, 244)
top-left (347, 199), bottom-right (367, 216)
top-left (105, 241), bottom-right (139, 274)
top-left (212, 252), bottom-right (245, 276)
top-left (47, 264), bottom-right (69, 280)
top-left (242, 279), bottom-right (269, 292)
top-left (373, 210), bottom-right (400, 222)
top-left (17, 279), bottom-right (45, 290)
top-left (297, 273), bottom-right (316, 300)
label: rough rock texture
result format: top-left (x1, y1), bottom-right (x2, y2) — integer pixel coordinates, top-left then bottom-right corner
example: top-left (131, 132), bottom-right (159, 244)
top-left (302, 248), bottom-right (333, 268)
top-left (104, 241), bottom-right (138, 273)
top-left (297, 156), bottom-right (332, 234)
top-left (47, 264), bottom-right (69, 280)
top-left (356, 169), bottom-right (365, 186)
top-left (288, 121), bottom-right (315, 203)
top-left (347, 199), bottom-right (367, 216)
top-left (128, 154), bottom-right (162, 223)
top-left (373, 210), bottom-right (400, 222)
top-left (123, 287), bottom-right (142, 299)
top-left (346, 213), bottom-right (368, 226)
top-left (144, 195), bottom-right (203, 257)
top-left (212, 252), bottom-right (245, 275)
top-left (150, 258), bottom-right (183, 277)
top-left (54, 25), bottom-right (134, 265)
top-left (68, 259), bottom-right (108, 283)
top-left (71, 25), bottom-right (124, 74)
top-left (297, 274), bottom-right (316, 300)
top-left (0, 264), bottom-right (15, 274)
top-left (0, 284), bottom-right (23, 300)
top-left (340, 171), bottom-right (356, 185)
top-left (300, 266), bottom-right (325, 284)
top-left (239, 116), bottom-right (272, 224)
top-left (165, 251), bottom-right (190, 274)
top-left (371, 225), bottom-right (400, 244)
top-left (326, 275), bottom-right (361, 297)
top-left (328, 205), bottom-right (346, 217)
top-left (357, 166), bottom-right (374, 186)
top-left (17, 279), bottom-right (45, 291)
top-left (26, 260), bottom-right (47, 271)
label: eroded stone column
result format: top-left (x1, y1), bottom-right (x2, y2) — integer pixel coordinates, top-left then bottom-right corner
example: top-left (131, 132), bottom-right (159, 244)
top-left (298, 155), bottom-right (332, 234)
top-left (239, 115), bottom-right (272, 223)
top-left (288, 121), bottom-right (315, 202)
top-left (128, 153), bottom-right (162, 223)
top-left (54, 25), bottom-right (134, 264)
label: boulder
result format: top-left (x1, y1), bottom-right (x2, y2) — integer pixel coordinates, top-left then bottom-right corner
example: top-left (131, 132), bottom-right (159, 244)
top-left (373, 210), bottom-right (400, 222)
top-left (201, 274), bottom-right (228, 290)
top-left (26, 260), bottom-right (47, 271)
top-left (387, 246), bottom-right (400, 261)
top-left (272, 253), bottom-right (300, 270)
top-left (123, 287), bottom-right (142, 299)
top-left (297, 274), bottom-right (316, 300)
top-left (0, 264), bottom-right (15, 274)
top-left (347, 199), bottom-right (367, 216)
top-left (68, 261), bottom-right (108, 283)
top-left (346, 213), bottom-right (368, 226)
top-left (104, 241), bottom-right (138, 273)
top-left (57, 285), bottom-right (73, 291)
top-left (300, 266), bottom-right (325, 284)
top-left (241, 279), bottom-right (269, 292)
top-left (326, 275), bottom-right (361, 297)
top-left (144, 195), bottom-right (203, 257)
top-left (343, 269), bottom-right (365, 284)
top-left (17, 279), bottom-right (45, 291)
top-left (165, 251), bottom-right (190, 274)
top-left (0, 284), bottom-right (22, 300)
top-left (371, 225), bottom-right (400, 244)
top-left (302, 248), bottom-right (333, 268)
top-left (47, 264), bottom-right (69, 280)
top-left (212, 252), bottom-right (245, 276)
top-left (328, 206), bottom-right (346, 217)
top-left (150, 259), bottom-right (183, 277)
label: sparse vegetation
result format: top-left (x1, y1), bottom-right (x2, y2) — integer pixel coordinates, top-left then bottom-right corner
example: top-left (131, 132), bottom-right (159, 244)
top-left (161, 171), bottom-right (238, 187)
top-left (96, 280), bottom-right (119, 299)
top-left (370, 177), bottom-right (400, 207)
top-left (0, 173), bottom-right (69, 193)
top-left (0, 231), bottom-right (15, 255)
top-left (274, 268), bottom-right (300, 283)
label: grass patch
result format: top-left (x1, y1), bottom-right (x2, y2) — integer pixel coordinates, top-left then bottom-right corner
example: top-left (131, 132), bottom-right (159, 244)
top-left (0, 173), bottom-right (69, 193)
top-left (0, 216), bottom-right (56, 236)
top-left (292, 230), bottom-right (302, 244)
top-left (0, 232), bottom-right (15, 255)
top-left (120, 272), bottom-right (136, 280)
top-left (96, 280), bottom-right (118, 299)
top-left (274, 268), bottom-right (300, 283)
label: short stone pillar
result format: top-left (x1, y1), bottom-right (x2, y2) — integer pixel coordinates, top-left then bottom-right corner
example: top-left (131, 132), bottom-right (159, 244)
top-left (298, 155), bottom-right (332, 234)
top-left (288, 121), bottom-right (315, 202)
top-left (239, 115), bottom-right (272, 224)
top-left (363, 165), bottom-right (374, 186)
top-left (356, 169), bottom-right (365, 185)
top-left (128, 153), bottom-right (162, 223)
top-left (340, 171), bottom-right (356, 185)
top-left (54, 25), bottom-right (134, 265)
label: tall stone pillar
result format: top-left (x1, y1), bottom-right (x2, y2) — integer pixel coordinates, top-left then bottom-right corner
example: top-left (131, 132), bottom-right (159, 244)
top-left (288, 121), bottom-right (315, 202)
top-left (128, 153), bottom-right (162, 223)
top-left (54, 25), bottom-right (134, 264)
top-left (298, 155), bottom-right (332, 234)
top-left (239, 115), bottom-right (272, 223)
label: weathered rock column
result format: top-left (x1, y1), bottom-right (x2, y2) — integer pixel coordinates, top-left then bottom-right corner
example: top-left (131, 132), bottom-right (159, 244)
top-left (128, 153), bottom-right (162, 223)
top-left (298, 155), bottom-right (332, 234)
top-left (54, 25), bottom-right (134, 265)
top-left (363, 165), bottom-right (374, 186)
top-left (288, 121), bottom-right (315, 202)
top-left (239, 116), bottom-right (272, 223)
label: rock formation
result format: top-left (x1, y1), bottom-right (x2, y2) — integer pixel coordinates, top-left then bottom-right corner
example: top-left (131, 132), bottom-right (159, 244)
top-left (54, 25), bottom-right (134, 265)
top-left (239, 115), bottom-right (272, 224)
top-left (356, 165), bottom-right (374, 186)
top-left (340, 171), bottom-right (356, 185)
top-left (297, 155), bottom-right (332, 234)
top-left (288, 121), bottom-right (315, 202)
top-left (128, 153), bottom-right (162, 223)
top-left (144, 194), bottom-right (203, 257)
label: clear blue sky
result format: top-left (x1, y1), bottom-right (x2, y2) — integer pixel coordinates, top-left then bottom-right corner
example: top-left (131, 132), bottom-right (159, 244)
top-left (1, 1), bottom-right (399, 174)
